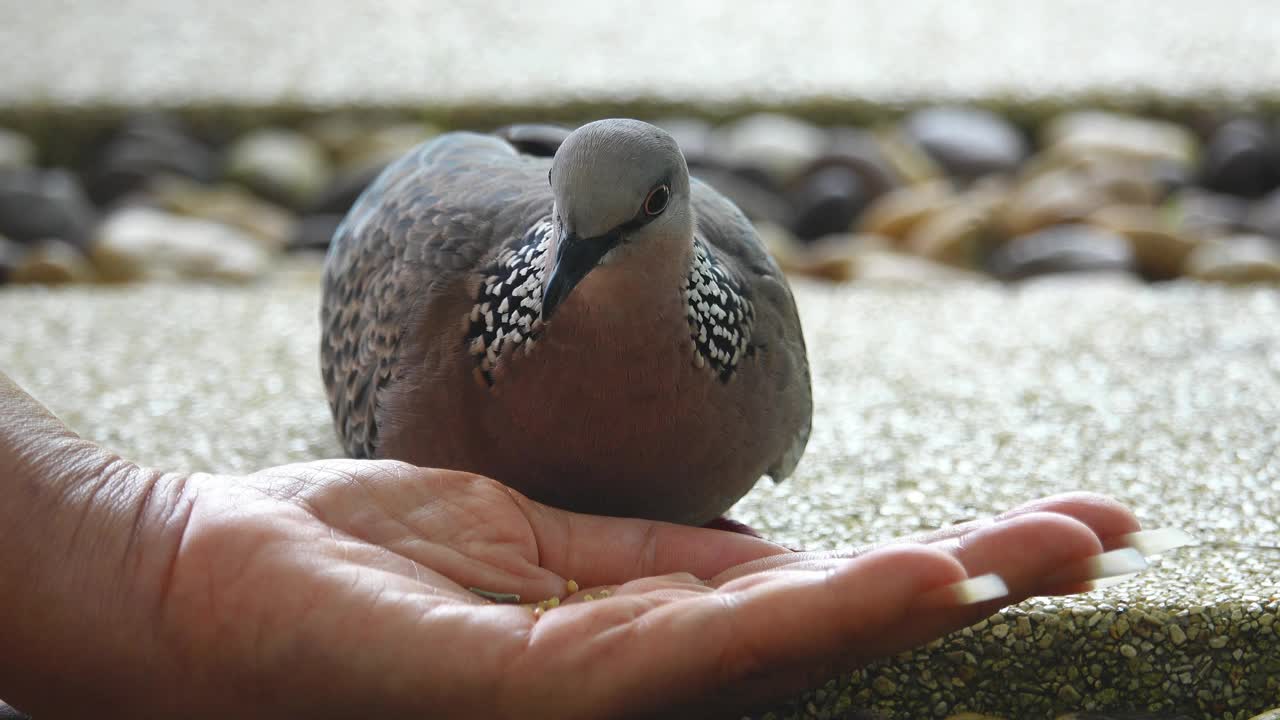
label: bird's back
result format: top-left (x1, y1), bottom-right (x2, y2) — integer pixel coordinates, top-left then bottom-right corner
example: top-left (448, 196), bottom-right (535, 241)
top-left (320, 133), bottom-right (553, 458)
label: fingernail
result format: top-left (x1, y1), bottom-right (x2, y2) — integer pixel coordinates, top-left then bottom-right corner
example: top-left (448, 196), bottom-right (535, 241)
top-left (1045, 548), bottom-right (1148, 587)
top-left (913, 573), bottom-right (1009, 610)
top-left (1119, 528), bottom-right (1197, 556)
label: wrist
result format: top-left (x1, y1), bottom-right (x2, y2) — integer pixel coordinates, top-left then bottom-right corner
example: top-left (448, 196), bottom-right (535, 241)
top-left (0, 376), bottom-right (190, 716)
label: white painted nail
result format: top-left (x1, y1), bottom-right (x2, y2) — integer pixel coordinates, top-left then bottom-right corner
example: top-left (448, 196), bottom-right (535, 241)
top-left (1048, 548), bottom-right (1149, 586)
top-left (1082, 548), bottom-right (1150, 579)
top-left (914, 573), bottom-right (1009, 609)
top-left (1120, 528), bottom-right (1197, 556)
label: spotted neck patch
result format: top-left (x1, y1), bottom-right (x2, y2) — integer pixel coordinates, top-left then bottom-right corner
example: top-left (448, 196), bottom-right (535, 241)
top-left (685, 239), bottom-right (755, 381)
top-left (464, 222), bottom-right (753, 385)
top-left (465, 219), bottom-right (551, 384)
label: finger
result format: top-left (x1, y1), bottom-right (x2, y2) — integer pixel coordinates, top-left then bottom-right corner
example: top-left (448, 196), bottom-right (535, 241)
top-left (512, 495), bottom-right (793, 587)
top-left (707, 493), bottom-right (1141, 585)
top-left (818, 511), bottom-right (1128, 664)
top-left (936, 510), bottom-right (1112, 602)
top-left (994, 492), bottom-right (1141, 547)
top-left (861, 492), bottom-right (1141, 551)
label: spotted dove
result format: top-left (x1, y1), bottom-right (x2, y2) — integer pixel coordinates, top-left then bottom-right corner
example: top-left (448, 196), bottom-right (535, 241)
top-left (320, 119), bottom-right (811, 526)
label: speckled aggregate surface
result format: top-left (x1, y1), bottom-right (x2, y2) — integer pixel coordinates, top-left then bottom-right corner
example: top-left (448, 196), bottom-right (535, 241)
top-left (2, 266), bottom-right (1278, 718)
top-left (3, 0), bottom-right (1280, 108)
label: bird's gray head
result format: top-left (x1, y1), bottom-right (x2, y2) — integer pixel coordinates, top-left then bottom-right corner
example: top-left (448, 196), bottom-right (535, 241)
top-left (541, 119), bottom-right (692, 319)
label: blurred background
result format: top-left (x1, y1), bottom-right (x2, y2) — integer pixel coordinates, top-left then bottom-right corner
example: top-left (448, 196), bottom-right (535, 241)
top-left (0, 0), bottom-right (1278, 285)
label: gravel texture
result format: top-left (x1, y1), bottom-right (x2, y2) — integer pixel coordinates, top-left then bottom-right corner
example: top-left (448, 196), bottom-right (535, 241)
top-left (3, 0), bottom-right (1280, 109)
top-left (2, 264), bottom-right (1277, 717)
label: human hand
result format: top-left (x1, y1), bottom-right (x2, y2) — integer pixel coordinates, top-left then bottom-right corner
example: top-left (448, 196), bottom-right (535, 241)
top-left (0, 376), bottom-right (1151, 719)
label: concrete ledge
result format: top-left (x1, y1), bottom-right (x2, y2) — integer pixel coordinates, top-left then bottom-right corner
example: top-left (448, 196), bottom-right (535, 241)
top-left (2, 266), bottom-right (1277, 717)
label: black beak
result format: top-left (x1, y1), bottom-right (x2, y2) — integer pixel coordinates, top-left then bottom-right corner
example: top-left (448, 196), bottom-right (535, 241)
top-left (541, 230), bottom-right (619, 320)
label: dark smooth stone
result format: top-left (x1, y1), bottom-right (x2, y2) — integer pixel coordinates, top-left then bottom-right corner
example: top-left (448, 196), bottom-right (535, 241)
top-left (1200, 118), bottom-right (1280, 198)
top-left (988, 224), bottom-right (1136, 281)
top-left (1247, 187), bottom-right (1280, 239)
top-left (307, 162), bottom-right (387, 215)
top-left (802, 127), bottom-right (900, 198)
top-left (787, 165), bottom-right (869, 241)
top-left (711, 113), bottom-right (826, 184)
top-left (0, 168), bottom-right (97, 249)
top-left (903, 106), bottom-right (1029, 182)
top-left (692, 166), bottom-right (795, 228)
top-left (493, 124), bottom-right (572, 158)
top-left (84, 113), bottom-right (218, 205)
top-left (292, 213), bottom-right (346, 251)
top-left (654, 117), bottom-right (716, 168)
top-left (0, 235), bottom-right (25, 284)
top-left (1149, 158), bottom-right (1193, 201)
top-left (1168, 189), bottom-right (1252, 240)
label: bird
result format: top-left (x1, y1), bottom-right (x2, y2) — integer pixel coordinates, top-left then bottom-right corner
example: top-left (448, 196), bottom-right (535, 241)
top-left (320, 118), bottom-right (811, 527)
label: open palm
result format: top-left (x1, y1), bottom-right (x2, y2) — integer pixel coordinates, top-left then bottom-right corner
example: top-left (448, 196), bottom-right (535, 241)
top-left (151, 459), bottom-right (1140, 719)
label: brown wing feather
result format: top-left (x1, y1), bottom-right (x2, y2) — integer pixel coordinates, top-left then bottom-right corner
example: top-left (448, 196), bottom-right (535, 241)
top-left (320, 132), bottom-right (553, 457)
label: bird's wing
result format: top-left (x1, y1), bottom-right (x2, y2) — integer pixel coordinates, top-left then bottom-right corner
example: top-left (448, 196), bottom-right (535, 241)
top-left (691, 177), bottom-right (814, 480)
top-left (320, 132), bottom-right (552, 457)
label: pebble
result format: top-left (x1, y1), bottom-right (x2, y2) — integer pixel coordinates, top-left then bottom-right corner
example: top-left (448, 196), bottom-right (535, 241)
top-left (808, 127), bottom-right (900, 198)
top-left (654, 117), bottom-right (715, 167)
top-left (0, 234), bottom-right (24, 283)
top-left (90, 206), bottom-right (272, 282)
top-left (1088, 204), bottom-right (1197, 280)
top-left (1078, 155), bottom-right (1168, 206)
top-left (493, 123), bottom-right (571, 159)
top-left (767, 229), bottom-right (897, 283)
top-left (304, 112), bottom-right (375, 157)
top-left (1043, 111), bottom-right (1198, 170)
top-left (225, 128), bottom-right (331, 208)
top-left (8, 238), bottom-right (96, 284)
top-left (84, 113), bottom-right (218, 205)
top-left (694, 166), bottom-right (795, 227)
top-left (149, 177), bottom-right (296, 252)
top-left (0, 128), bottom-right (36, 169)
top-left (905, 200), bottom-right (993, 268)
top-left (857, 180), bottom-right (953, 243)
top-left (308, 162), bottom-right (386, 216)
top-left (712, 113), bottom-right (827, 184)
top-left (902, 106), bottom-right (1028, 182)
top-left (1165, 189), bottom-right (1252, 241)
top-left (1246, 187), bottom-right (1280, 239)
top-left (988, 224), bottom-right (1136, 281)
top-left (875, 126), bottom-right (944, 185)
top-left (1002, 168), bottom-right (1107, 237)
top-left (0, 168), bottom-right (97, 249)
top-left (1200, 118), bottom-right (1280, 198)
top-left (291, 213), bottom-right (345, 251)
top-left (1182, 235), bottom-right (1280, 283)
top-left (788, 165), bottom-right (872, 241)
top-left (336, 122), bottom-right (437, 172)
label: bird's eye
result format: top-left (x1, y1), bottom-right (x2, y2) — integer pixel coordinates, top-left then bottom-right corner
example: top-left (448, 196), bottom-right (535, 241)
top-left (644, 185), bottom-right (670, 216)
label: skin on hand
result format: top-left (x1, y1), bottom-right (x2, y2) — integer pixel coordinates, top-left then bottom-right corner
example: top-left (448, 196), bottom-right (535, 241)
top-left (0, 373), bottom-right (1141, 719)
